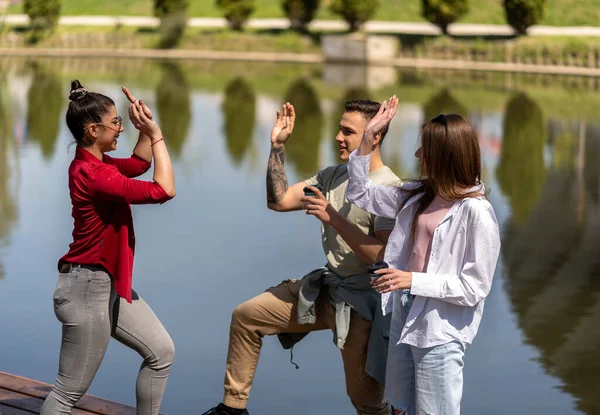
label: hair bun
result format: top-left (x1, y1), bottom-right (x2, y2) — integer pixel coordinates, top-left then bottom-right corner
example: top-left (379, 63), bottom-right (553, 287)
top-left (69, 87), bottom-right (87, 101)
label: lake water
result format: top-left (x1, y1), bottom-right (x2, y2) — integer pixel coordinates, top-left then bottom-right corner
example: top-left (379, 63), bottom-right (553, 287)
top-left (0, 58), bottom-right (599, 415)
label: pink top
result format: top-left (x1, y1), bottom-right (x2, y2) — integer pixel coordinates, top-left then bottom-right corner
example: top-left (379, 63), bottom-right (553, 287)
top-left (406, 195), bottom-right (454, 273)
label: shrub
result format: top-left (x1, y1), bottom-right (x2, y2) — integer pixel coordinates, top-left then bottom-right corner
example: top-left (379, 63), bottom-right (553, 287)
top-left (421, 0), bottom-right (469, 35)
top-left (23, 0), bottom-right (61, 43)
top-left (216, 0), bottom-right (255, 31)
top-left (154, 0), bottom-right (189, 17)
top-left (504, 0), bottom-right (546, 35)
top-left (282, 0), bottom-right (320, 32)
top-left (154, 0), bottom-right (189, 48)
top-left (329, 0), bottom-right (379, 32)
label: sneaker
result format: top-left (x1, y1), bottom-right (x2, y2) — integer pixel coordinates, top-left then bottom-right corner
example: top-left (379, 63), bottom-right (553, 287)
top-left (201, 403), bottom-right (249, 415)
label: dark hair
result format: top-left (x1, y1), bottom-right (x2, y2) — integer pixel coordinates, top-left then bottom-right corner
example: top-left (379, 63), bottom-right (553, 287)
top-left (66, 80), bottom-right (115, 146)
top-left (400, 113), bottom-right (483, 240)
top-left (345, 100), bottom-right (390, 142)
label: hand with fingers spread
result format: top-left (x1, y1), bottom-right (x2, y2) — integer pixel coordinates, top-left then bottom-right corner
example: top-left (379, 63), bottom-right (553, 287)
top-left (371, 267), bottom-right (412, 294)
top-left (359, 95), bottom-right (399, 155)
top-left (122, 86), bottom-right (153, 120)
top-left (271, 102), bottom-right (296, 147)
top-left (300, 185), bottom-right (335, 224)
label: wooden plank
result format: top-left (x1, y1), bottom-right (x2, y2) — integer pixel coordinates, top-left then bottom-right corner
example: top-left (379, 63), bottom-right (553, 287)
top-left (0, 402), bottom-right (37, 415)
top-left (0, 373), bottom-right (136, 415)
top-left (0, 388), bottom-right (43, 414)
top-left (0, 387), bottom-right (94, 415)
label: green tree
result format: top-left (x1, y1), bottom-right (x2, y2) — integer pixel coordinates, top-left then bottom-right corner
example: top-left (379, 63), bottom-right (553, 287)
top-left (329, 0), bottom-right (380, 32)
top-left (284, 78), bottom-right (324, 177)
top-left (422, 0), bottom-right (469, 35)
top-left (154, 0), bottom-right (189, 17)
top-left (496, 92), bottom-right (547, 222)
top-left (216, 0), bottom-right (255, 31)
top-left (26, 62), bottom-right (62, 161)
top-left (155, 62), bottom-right (191, 159)
top-left (23, 0), bottom-right (61, 42)
top-left (504, 0), bottom-right (546, 35)
top-left (281, 0), bottom-right (320, 32)
top-left (154, 0), bottom-right (189, 48)
top-left (222, 78), bottom-right (256, 166)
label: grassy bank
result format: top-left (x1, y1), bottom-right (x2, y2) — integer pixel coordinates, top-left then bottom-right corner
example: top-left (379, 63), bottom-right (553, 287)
top-left (409, 35), bottom-right (600, 66)
top-left (5, 0), bottom-right (600, 26)
top-left (0, 26), bottom-right (322, 54)
top-left (2, 25), bottom-right (600, 71)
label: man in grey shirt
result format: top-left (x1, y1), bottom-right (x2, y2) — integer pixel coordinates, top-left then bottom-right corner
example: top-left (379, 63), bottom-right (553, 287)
top-left (203, 100), bottom-right (401, 415)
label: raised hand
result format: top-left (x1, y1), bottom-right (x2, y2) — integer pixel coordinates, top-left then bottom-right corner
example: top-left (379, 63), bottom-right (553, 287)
top-left (129, 101), bottom-right (161, 140)
top-left (122, 86), bottom-right (153, 120)
top-left (270, 102), bottom-right (296, 147)
top-left (359, 95), bottom-right (398, 155)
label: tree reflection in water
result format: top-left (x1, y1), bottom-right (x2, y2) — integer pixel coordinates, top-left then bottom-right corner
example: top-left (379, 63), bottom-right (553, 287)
top-left (283, 78), bottom-right (323, 178)
top-left (502, 112), bottom-right (600, 415)
top-left (155, 61), bottom-right (191, 160)
top-left (222, 77), bottom-right (256, 166)
top-left (0, 73), bottom-right (19, 280)
top-left (26, 61), bottom-right (63, 161)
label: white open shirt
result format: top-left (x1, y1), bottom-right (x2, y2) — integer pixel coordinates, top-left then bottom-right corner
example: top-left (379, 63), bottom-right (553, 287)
top-left (346, 151), bottom-right (501, 350)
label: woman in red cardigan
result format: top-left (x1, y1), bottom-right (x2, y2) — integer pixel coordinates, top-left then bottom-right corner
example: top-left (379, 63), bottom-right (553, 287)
top-left (41, 80), bottom-right (176, 415)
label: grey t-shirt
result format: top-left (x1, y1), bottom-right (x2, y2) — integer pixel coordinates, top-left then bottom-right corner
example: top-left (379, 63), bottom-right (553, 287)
top-left (305, 164), bottom-right (401, 278)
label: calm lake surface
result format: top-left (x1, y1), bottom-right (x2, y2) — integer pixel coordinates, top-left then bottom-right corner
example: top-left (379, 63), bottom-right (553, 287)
top-left (0, 58), bottom-right (599, 415)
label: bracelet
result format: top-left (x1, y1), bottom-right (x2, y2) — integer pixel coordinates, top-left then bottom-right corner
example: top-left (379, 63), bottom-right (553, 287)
top-left (151, 138), bottom-right (164, 147)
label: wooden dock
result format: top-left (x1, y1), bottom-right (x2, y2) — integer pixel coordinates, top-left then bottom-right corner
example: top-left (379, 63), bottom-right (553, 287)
top-left (0, 372), bottom-right (137, 414)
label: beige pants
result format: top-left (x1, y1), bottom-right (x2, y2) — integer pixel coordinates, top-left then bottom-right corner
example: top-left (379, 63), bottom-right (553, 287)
top-left (223, 278), bottom-right (388, 415)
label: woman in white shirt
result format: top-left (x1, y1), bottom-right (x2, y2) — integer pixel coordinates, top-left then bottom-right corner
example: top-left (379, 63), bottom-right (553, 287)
top-left (346, 96), bottom-right (501, 415)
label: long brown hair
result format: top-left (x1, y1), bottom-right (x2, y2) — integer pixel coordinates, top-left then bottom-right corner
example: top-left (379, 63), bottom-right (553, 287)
top-left (400, 114), bottom-right (483, 238)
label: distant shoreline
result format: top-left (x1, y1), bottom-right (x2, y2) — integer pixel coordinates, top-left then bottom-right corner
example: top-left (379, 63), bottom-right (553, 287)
top-left (2, 15), bottom-right (600, 37)
top-left (1, 47), bottom-right (600, 77)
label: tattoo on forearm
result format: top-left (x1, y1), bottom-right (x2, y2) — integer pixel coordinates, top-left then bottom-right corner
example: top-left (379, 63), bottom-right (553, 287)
top-left (266, 146), bottom-right (288, 204)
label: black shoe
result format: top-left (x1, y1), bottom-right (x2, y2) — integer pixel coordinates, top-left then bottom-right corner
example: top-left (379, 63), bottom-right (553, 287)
top-left (202, 403), bottom-right (249, 415)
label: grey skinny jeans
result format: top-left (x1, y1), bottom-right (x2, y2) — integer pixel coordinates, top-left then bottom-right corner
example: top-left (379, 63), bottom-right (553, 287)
top-left (40, 266), bottom-right (175, 415)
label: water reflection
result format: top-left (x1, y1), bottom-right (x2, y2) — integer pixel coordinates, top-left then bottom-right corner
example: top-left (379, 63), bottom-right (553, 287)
top-left (502, 123), bottom-right (600, 414)
top-left (222, 78), bottom-right (256, 166)
top-left (1, 57), bottom-right (600, 414)
top-left (422, 88), bottom-right (468, 121)
top-left (26, 61), bottom-right (63, 161)
top-left (0, 74), bottom-right (19, 280)
top-left (283, 78), bottom-right (323, 177)
top-left (155, 62), bottom-right (191, 159)
top-left (497, 93), bottom-right (547, 222)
